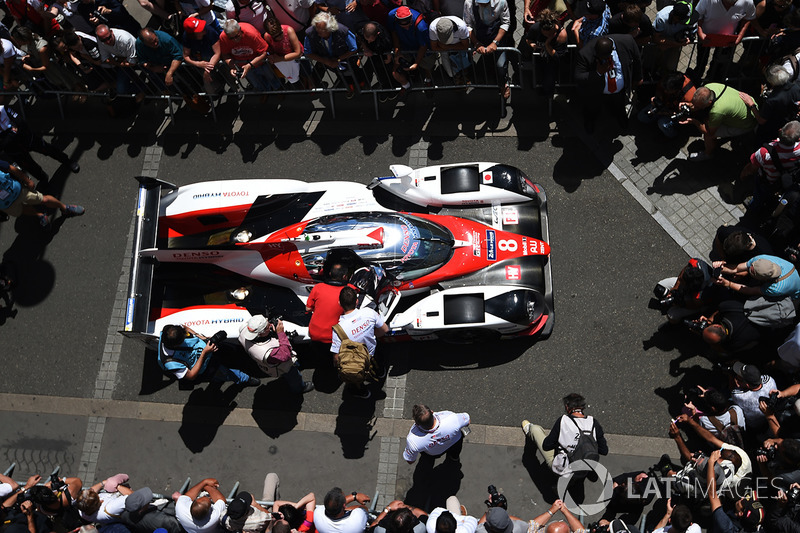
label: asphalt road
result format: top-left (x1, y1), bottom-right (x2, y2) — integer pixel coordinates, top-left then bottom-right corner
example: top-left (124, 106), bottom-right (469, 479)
top-left (0, 99), bottom-right (700, 441)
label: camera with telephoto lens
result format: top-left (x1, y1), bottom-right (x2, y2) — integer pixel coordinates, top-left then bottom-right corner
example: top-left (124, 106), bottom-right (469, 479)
top-left (207, 330), bottom-right (227, 346)
top-left (683, 318), bottom-right (710, 333)
top-left (484, 485), bottom-right (508, 509)
top-left (91, 9), bottom-right (108, 24)
top-left (587, 522), bottom-right (609, 533)
top-left (788, 486), bottom-right (800, 504)
top-left (671, 103), bottom-right (691, 122)
top-left (756, 445), bottom-right (777, 461)
top-left (760, 391), bottom-right (781, 411)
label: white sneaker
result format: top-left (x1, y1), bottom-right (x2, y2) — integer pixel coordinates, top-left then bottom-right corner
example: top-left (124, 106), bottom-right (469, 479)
top-left (521, 419), bottom-right (532, 436)
top-left (688, 151), bottom-right (712, 162)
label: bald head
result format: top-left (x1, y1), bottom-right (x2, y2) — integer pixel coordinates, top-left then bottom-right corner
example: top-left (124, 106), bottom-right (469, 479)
top-left (702, 324), bottom-right (727, 345)
top-left (546, 522), bottom-right (570, 533)
top-left (190, 497), bottom-right (212, 519)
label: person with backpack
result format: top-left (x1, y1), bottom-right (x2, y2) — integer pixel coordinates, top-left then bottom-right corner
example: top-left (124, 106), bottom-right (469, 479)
top-left (330, 285), bottom-right (388, 399)
top-left (521, 393), bottom-right (609, 478)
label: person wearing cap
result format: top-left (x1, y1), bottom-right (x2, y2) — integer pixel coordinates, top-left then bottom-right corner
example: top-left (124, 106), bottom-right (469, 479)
top-left (221, 491), bottom-right (270, 533)
top-left (175, 478), bottom-right (227, 533)
top-left (158, 324), bottom-right (259, 386)
top-left (728, 361), bottom-right (778, 431)
top-left (238, 314), bottom-right (314, 394)
top-left (574, 34), bottom-right (641, 133)
top-left (681, 83), bottom-right (757, 161)
top-left (463, 0), bottom-right (511, 101)
top-left (427, 503), bottom-right (478, 533)
top-left (119, 487), bottom-right (183, 533)
top-left (182, 15), bottom-right (226, 95)
top-left (571, 0), bottom-right (610, 47)
top-left (429, 16), bottom-right (470, 84)
top-left (476, 507), bottom-right (527, 533)
top-left (714, 253), bottom-right (800, 299)
top-left (707, 450), bottom-right (763, 533)
top-left (690, 0), bottom-right (754, 83)
top-left (313, 487), bottom-right (370, 533)
top-left (652, 2), bottom-right (697, 73)
top-left (388, 5), bottom-right (436, 100)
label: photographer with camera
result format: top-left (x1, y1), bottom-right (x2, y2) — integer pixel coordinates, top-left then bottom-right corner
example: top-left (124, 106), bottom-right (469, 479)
top-left (758, 385), bottom-right (800, 439)
top-left (158, 324), bottom-right (259, 387)
top-left (652, 502), bottom-right (700, 533)
top-left (637, 71), bottom-right (696, 138)
top-left (689, 298), bottom-right (772, 356)
top-left (767, 481), bottom-right (800, 533)
top-left (654, 258), bottom-right (716, 324)
top-left (755, 437), bottom-right (800, 488)
top-left (714, 254), bottom-right (800, 299)
top-left (706, 450), bottom-right (764, 533)
top-left (238, 314), bottom-right (313, 394)
top-left (739, 121), bottom-right (800, 228)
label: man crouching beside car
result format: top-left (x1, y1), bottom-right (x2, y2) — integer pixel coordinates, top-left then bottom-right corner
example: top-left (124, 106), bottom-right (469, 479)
top-left (157, 324), bottom-right (260, 387)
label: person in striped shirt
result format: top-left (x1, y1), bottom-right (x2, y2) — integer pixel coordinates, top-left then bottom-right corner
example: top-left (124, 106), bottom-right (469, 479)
top-left (739, 120), bottom-right (800, 220)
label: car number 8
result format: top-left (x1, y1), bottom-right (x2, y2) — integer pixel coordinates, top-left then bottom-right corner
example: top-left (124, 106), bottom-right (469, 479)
top-left (498, 239), bottom-right (517, 252)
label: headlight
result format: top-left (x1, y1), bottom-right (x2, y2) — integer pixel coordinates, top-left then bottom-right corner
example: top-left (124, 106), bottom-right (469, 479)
top-left (233, 230), bottom-right (252, 243)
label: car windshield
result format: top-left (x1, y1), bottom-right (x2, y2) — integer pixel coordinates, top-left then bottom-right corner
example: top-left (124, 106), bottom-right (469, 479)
top-left (301, 213), bottom-right (454, 281)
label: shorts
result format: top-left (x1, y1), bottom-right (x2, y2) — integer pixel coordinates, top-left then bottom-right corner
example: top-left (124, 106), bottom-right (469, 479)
top-left (3, 189), bottom-right (43, 217)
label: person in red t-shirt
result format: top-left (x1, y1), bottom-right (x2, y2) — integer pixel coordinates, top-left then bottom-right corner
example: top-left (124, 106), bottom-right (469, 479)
top-left (218, 19), bottom-right (281, 91)
top-left (306, 263), bottom-right (348, 345)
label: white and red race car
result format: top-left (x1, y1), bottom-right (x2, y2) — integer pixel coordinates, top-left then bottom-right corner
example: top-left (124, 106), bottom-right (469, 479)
top-left (123, 162), bottom-right (553, 346)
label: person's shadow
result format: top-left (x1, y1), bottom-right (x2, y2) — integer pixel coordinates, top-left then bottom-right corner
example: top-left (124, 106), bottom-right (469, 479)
top-left (404, 458), bottom-right (464, 510)
top-left (251, 379), bottom-right (304, 438)
top-left (178, 383), bottom-right (241, 453)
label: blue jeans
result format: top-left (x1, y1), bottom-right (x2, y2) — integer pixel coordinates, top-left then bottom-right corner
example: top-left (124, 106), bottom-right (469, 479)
top-left (283, 364), bottom-right (305, 394)
top-left (207, 358), bottom-right (250, 384)
top-left (246, 64), bottom-right (281, 92)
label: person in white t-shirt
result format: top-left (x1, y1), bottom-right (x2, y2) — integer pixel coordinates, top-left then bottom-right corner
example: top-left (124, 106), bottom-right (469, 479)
top-left (330, 286), bottom-right (389, 399)
top-left (427, 504), bottom-right (478, 533)
top-left (175, 478), bottom-right (227, 533)
top-left (314, 487), bottom-right (371, 533)
top-left (403, 404), bottom-right (470, 469)
top-left (730, 362), bottom-right (777, 432)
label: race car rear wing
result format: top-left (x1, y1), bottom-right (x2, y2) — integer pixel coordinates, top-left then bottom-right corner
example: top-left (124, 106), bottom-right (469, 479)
top-left (120, 176), bottom-right (177, 344)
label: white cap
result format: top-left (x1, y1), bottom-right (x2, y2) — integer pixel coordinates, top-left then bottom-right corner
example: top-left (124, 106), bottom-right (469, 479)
top-left (241, 314), bottom-right (268, 340)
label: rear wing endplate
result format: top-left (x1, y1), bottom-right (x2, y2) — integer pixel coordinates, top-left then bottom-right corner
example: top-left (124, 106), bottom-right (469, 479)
top-left (120, 176), bottom-right (176, 338)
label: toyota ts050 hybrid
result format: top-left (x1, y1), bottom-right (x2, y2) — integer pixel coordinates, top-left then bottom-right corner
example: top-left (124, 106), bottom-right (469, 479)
top-left (122, 162), bottom-right (553, 347)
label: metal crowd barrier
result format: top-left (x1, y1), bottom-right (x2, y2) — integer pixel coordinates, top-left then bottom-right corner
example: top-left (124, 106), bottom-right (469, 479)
top-left (0, 35), bottom-right (773, 123)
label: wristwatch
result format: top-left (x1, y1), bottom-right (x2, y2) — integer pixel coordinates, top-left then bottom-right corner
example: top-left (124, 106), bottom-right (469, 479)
top-left (492, 39), bottom-right (499, 45)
